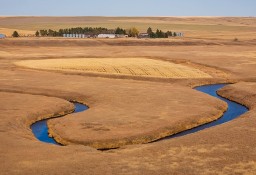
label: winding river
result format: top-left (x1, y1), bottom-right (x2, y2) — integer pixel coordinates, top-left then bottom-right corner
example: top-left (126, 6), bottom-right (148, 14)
top-left (31, 103), bottom-right (88, 145)
top-left (162, 84), bottom-right (248, 140)
top-left (31, 84), bottom-right (248, 145)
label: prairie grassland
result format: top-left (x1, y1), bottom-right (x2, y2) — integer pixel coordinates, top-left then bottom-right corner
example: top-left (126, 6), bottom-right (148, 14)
top-left (15, 58), bottom-right (212, 79)
top-left (0, 27), bottom-right (34, 36)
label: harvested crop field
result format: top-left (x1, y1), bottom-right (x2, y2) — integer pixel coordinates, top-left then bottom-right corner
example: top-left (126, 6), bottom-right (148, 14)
top-left (15, 58), bottom-right (212, 79)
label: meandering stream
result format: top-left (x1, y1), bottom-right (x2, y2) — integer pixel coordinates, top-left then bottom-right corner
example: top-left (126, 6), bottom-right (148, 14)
top-left (162, 84), bottom-right (248, 140)
top-left (31, 103), bottom-right (88, 145)
top-left (31, 84), bottom-right (248, 146)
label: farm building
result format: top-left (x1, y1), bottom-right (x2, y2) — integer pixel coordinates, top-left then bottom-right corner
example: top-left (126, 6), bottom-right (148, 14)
top-left (116, 34), bottom-right (128, 38)
top-left (63, 34), bottom-right (90, 38)
top-left (138, 33), bottom-right (150, 38)
top-left (98, 34), bottom-right (117, 38)
top-left (175, 32), bottom-right (184, 37)
top-left (0, 34), bottom-right (6, 39)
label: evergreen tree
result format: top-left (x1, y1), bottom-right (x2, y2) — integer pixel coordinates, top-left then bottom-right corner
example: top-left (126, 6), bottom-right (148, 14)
top-left (149, 32), bottom-right (156, 38)
top-left (39, 30), bottom-right (48, 36)
top-left (147, 27), bottom-right (153, 34)
top-left (48, 29), bottom-right (54, 36)
top-left (115, 27), bottom-right (126, 35)
top-left (12, 31), bottom-right (19, 37)
top-left (158, 30), bottom-right (165, 38)
top-left (35, 31), bottom-right (40, 37)
top-left (166, 31), bottom-right (172, 37)
top-left (58, 29), bottom-right (64, 36)
top-left (173, 32), bottom-right (177, 37)
top-left (115, 27), bottom-right (121, 34)
top-left (155, 29), bottom-right (160, 38)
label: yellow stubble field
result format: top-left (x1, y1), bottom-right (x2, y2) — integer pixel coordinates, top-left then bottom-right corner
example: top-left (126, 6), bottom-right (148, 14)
top-left (15, 58), bottom-right (212, 79)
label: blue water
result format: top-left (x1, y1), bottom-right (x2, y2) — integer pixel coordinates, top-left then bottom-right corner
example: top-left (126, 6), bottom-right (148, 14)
top-left (163, 84), bottom-right (248, 140)
top-left (31, 103), bottom-right (88, 145)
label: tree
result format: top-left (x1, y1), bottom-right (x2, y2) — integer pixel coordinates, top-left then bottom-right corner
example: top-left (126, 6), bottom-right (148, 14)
top-left (156, 29), bottom-right (160, 38)
top-left (166, 31), bottom-right (172, 37)
top-left (147, 27), bottom-right (153, 34)
top-left (150, 32), bottom-right (157, 38)
top-left (115, 27), bottom-right (126, 35)
top-left (128, 27), bottom-right (139, 37)
top-left (158, 30), bottom-right (165, 38)
top-left (115, 27), bottom-right (121, 34)
top-left (173, 32), bottom-right (177, 37)
top-left (12, 31), bottom-right (19, 37)
top-left (48, 29), bottom-right (54, 36)
top-left (39, 30), bottom-right (48, 37)
top-left (35, 31), bottom-right (40, 37)
top-left (58, 29), bottom-right (64, 36)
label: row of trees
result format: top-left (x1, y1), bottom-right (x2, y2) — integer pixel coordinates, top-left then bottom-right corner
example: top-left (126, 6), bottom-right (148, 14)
top-left (35, 27), bottom-right (128, 37)
top-left (115, 27), bottom-right (179, 38)
top-left (115, 27), bottom-right (127, 35)
top-left (35, 26), bottom-right (143, 37)
top-left (147, 27), bottom-right (177, 38)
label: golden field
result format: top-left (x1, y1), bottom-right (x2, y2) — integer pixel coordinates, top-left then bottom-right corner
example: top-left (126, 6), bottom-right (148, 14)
top-left (15, 58), bottom-right (212, 79)
top-left (0, 17), bottom-right (256, 174)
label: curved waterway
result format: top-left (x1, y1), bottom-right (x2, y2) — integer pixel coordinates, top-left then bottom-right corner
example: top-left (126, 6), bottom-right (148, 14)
top-left (161, 84), bottom-right (248, 140)
top-left (31, 103), bottom-right (88, 145)
top-left (31, 84), bottom-right (248, 146)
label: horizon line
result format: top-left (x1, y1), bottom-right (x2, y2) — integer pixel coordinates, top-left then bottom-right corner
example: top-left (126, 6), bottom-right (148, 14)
top-left (0, 15), bottom-right (255, 18)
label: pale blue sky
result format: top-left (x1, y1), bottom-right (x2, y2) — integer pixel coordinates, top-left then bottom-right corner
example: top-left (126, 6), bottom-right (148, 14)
top-left (0, 0), bottom-right (255, 16)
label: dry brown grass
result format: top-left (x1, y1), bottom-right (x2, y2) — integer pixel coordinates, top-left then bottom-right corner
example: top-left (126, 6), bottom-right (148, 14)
top-left (0, 27), bottom-right (34, 37)
top-left (15, 58), bottom-right (212, 79)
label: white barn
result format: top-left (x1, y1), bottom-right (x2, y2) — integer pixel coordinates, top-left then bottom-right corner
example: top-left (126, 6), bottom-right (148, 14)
top-left (98, 34), bottom-right (117, 38)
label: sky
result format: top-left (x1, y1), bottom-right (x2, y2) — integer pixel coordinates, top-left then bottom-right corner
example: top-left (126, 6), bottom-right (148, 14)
top-left (0, 0), bottom-right (255, 17)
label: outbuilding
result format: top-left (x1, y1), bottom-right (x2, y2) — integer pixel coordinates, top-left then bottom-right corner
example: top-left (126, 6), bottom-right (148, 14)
top-left (0, 34), bottom-right (6, 39)
top-left (98, 34), bottom-right (117, 38)
top-left (138, 33), bottom-right (150, 38)
top-left (116, 34), bottom-right (128, 38)
top-left (63, 34), bottom-right (91, 38)
top-left (175, 32), bottom-right (184, 37)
